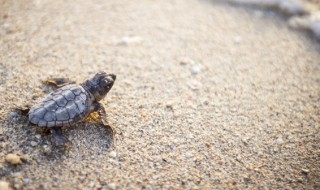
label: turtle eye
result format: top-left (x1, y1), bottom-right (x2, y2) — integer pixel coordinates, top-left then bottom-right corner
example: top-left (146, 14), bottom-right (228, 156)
top-left (100, 79), bottom-right (107, 86)
top-left (100, 78), bottom-right (111, 88)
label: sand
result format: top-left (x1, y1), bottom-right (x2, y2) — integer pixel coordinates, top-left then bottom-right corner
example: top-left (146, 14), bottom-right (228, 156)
top-left (0, 0), bottom-right (320, 189)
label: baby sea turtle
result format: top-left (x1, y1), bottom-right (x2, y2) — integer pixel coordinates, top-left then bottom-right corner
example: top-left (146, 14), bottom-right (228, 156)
top-left (28, 72), bottom-right (116, 146)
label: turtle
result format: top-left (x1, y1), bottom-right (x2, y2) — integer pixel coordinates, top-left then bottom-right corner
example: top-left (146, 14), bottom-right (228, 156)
top-left (28, 72), bottom-right (116, 146)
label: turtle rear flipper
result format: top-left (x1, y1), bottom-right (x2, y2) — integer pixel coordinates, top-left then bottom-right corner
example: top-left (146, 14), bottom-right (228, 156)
top-left (13, 78), bottom-right (75, 116)
top-left (43, 78), bottom-right (76, 88)
top-left (51, 127), bottom-right (71, 147)
top-left (14, 104), bottom-right (31, 115)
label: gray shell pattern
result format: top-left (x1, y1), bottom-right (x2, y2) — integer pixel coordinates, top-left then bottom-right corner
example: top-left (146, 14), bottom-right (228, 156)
top-left (28, 84), bottom-right (90, 127)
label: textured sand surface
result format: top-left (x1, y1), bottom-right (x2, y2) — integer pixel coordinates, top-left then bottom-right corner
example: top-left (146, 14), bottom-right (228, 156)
top-left (0, 0), bottom-right (320, 189)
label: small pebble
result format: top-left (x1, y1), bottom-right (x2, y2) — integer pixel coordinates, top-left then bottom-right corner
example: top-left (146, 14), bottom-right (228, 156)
top-left (152, 175), bottom-right (160, 180)
top-left (9, 112), bottom-right (18, 118)
top-left (152, 155), bottom-right (162, 162)
top-left (186, 133), bottom-right (194, 139)
top-left (0, 181), bottom-right (10, 190)
top-left (11, 172), bottom-right (21, 178)
top-left (2, 22), bottom-right (10, 29)
top-left (187, 80), bottom-right (202, 90)
top-left (140, 111), bottom-right (147, 117)
top-left (301, 168), bottom-right (309, 175)
top-left (13, 178), bottom-right (20, 185)
top-left (23, 178), bottom-right (30, 185)
top-left (20, 154), bottom-right (31, 163)
top-left (13, 181), bottom-right (21, 190)
top-left (108, 159), bottom-right (119, 165)
top-left (88, 182), bottom-right (95, 188)
top-left (297, 177), bottom-right (304, 183)
top-left (107, 183), bottom-right (116, 190)
top-left (275, 137), bottom-right (284, 145)
top-left (43, 145), bottom-right (51, 154)
top-left (185, 152), bottom-right (193, 158)
top-left (180, 57), bottom-right (195, 65)
top-left (5, 154), bottom-right (22, 165)
top-left (191, 66), bottom-right (201, 75)
top-left (40, 183), bottom-right (48, 189)
top-left (186, 119), bottom-right (193, 124)
top-left (234, 36), bottom-right (242, 44)
top-left (118, 36), bottom-right (142, 45)
top-left (109, 151), bottom-right (117, 158)
top-left (80, 170), bottom-right (88, 176)
top-left (30, 141), bottom-right (38, 147)
top-left (53, 182), bottom-right (59, 187)
top-left (166, 101), bottom-right (174, 109)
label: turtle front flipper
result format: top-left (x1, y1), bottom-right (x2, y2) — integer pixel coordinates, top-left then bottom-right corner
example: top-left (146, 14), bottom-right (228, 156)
top-left (51, 127), bottom-right (70, 147)
top-left (43, 78), bottom-right (76, 88)
top-left (95, 103), bottom-right (109, 126)
top-left (87, 103), bottom-right (108, 125)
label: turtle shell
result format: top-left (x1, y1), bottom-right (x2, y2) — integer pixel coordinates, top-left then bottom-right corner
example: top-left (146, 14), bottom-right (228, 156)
top-left (28, 84), bottom-right (90, 127)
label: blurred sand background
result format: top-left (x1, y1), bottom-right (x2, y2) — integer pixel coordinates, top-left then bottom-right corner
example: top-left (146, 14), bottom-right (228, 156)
top-left (0, 0), bottom-right (320, 189)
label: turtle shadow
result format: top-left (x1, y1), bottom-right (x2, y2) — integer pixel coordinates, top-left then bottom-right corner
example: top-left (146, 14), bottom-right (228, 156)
top-left (66, 122), bottom-right (114, 150)
top-left (7, 109), bottom-right (114, 162)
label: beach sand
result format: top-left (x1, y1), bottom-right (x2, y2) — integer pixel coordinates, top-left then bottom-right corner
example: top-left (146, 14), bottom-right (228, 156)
top-left (0, 0), bottom-right (319, 189)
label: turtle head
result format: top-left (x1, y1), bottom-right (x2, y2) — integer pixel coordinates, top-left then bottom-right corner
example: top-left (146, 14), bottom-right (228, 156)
top-left (83, 72), bottom-right (116, 101)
